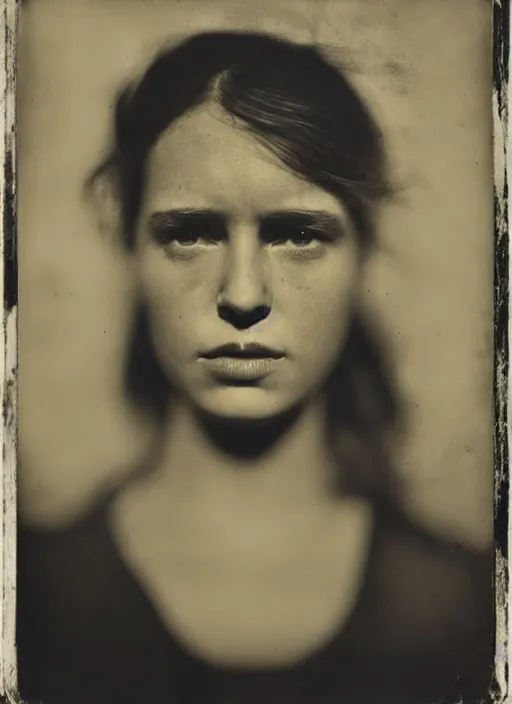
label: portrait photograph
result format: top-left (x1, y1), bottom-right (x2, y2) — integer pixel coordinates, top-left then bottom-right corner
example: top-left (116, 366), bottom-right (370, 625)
top-left (3, 0), bottom-right (502, 702)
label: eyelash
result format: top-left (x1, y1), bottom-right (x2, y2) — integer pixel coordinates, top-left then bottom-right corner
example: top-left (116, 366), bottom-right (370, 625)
top-left (265, 228), bottom-right (329, 247)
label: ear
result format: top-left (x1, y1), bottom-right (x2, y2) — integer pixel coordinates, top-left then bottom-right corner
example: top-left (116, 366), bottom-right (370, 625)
top-left (84, 165), bottom-right (124, 248)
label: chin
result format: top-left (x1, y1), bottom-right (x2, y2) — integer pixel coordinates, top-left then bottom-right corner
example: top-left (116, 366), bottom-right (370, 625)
top-left (197, 386), bottom-right (296, 422)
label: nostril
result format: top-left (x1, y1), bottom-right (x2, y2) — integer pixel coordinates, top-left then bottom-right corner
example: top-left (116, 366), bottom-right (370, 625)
top-left (218, 304), bottom-right (270, 330)
top-left (250, 305), bottom-right (271, 325)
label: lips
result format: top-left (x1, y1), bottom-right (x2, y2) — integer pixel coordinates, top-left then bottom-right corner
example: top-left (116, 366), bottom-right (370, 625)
top-left (200, 343), bottom-right (285, 381)
top-left (202, 343), bottom-right (284, 360)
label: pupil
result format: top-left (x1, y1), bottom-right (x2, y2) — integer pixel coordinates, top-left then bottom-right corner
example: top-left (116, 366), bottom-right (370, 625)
top-left (177, 232), bottom-right (198, 245)
top-left (291, 231), bottom-right (313, 245)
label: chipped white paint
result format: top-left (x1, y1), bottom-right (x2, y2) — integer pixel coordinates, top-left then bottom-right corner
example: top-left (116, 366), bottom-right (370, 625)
top-left (0, 0), bottom-right (18, 701)
top-left (0, 1), bottom-right (5, 693)
top-left (494, 66), bottom-right (509, 704)
top-left (497, 0), bottom-right (512, 701)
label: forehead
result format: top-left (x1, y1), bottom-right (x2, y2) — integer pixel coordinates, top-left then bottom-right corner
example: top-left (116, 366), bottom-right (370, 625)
top-left (143, 103), bottom-right (344, 217)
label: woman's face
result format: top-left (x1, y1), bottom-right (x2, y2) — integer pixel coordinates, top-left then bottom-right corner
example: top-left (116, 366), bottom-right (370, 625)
top-left (134, 103), bottom-right (362, 420)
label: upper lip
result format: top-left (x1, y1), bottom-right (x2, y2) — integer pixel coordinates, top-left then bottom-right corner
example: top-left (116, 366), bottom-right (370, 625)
top-left (201, 343), bottom-right (285, 359)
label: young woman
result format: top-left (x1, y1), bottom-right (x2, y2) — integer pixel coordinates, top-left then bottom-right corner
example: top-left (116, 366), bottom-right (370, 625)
top-left (17, 31), bottom-right (494, 704)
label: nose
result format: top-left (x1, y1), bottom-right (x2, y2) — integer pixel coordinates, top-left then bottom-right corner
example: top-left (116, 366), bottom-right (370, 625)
top-left (217, 234), bottom-right (271, 330)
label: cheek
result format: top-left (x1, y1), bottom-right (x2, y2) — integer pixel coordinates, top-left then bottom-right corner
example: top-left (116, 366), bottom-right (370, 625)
top-left (135, 252), bottom-right (217, 353)
top-left (277, 251), bottom-right (359, 359)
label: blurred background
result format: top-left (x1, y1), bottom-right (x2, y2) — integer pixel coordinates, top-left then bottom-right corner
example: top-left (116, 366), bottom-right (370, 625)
top-left (18, 0), bottom-right (494, 549)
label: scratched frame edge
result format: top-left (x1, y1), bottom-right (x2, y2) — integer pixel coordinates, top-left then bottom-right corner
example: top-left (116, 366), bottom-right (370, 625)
top-left (0, 1), bottom-right (509, 703)
top-left (1, 0), bottom-right (18, 700)
top-left (493, 0), bottom-right (511, 702)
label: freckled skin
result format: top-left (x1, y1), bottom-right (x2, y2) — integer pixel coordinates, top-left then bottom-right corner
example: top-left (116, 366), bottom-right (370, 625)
top-left (133, 103), bottom-right (362, 420)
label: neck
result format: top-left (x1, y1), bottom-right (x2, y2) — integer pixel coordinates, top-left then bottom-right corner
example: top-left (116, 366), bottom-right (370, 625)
top-left (130, 396), bottom-right (341, 524)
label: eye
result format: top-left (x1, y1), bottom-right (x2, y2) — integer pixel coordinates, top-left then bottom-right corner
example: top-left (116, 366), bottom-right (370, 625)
top-left (163, 228), bottom-right (218, 259)
top-left (268, 227), bottom-right (322, 248)
top-left (150, 224), bottom-right (216, 250)
top-left (172, 230), bottom-right (202, 246)
top-left (287, 230), bottom-right (317, 247)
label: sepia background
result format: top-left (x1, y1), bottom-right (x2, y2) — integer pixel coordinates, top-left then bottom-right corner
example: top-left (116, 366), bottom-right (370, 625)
top-left (18, 0), bottom-right (494, 549)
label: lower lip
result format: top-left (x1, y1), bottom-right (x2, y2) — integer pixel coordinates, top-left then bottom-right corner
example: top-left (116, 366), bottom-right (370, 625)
top-left (203, 356), bottom-right (282, 381)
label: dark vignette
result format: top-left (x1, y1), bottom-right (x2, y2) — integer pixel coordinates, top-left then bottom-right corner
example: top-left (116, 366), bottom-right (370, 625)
top-left (2, 150), bottom-right (16, 313)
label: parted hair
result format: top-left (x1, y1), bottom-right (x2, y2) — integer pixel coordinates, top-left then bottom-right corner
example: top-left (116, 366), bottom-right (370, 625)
top-left (87, 31), bottom-right (403, 503)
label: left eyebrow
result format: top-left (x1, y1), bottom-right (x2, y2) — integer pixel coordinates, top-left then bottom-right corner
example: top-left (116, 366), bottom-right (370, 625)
top-left (259, 210), bottom-right (346, 227)
top-left (259, 210), bottom-right (348, 240)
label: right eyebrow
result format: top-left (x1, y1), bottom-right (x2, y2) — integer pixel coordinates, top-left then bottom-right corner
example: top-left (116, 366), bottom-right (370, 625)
top-left (147, 209), bottom-right (226, 229)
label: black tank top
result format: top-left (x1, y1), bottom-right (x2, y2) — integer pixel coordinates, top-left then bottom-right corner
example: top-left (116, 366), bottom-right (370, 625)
top-left (17, 495), bottom-right (494, 704)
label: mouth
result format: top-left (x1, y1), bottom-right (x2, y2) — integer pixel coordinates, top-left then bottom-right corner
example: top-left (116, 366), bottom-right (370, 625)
top-left (200, 343), bottom-right (285, 382)
top-left (202, 343), bottom-right (285, 360)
